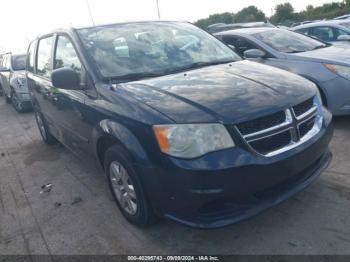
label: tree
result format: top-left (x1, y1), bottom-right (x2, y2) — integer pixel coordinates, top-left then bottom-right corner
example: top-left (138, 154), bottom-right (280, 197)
top-left (271, 2), bottom-right (295, 24)
top-left (234, 6), bottom-right (266, 23)
top-left (195, 12), bottom-right (234, 29)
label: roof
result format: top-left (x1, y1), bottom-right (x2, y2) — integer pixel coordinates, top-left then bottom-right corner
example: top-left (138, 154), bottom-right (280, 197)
top-left (207, 22), bottom-right (274, 33)
top-left (292, 20), bottom-right (350, 30)
top-left (34, 20), bottom-right (190, 39)
top-left (215, 27), bottom-right (277, 36)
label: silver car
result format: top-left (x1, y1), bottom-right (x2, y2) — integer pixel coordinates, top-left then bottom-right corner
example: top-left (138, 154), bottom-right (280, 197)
top-left (292, 20), bottom-right (350, 47)
top-left (216, 28), bottom-right (350, 115)
top-left (0, 53), bottom-right (32, 112)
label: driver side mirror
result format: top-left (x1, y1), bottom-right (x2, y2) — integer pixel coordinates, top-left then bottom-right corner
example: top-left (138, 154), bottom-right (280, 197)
top-left (51, 67), bottom-right (81, 90)
top-left (337, 35), bottom-right (350, 41)
top-left (244, 49), bottom-right (267, 59)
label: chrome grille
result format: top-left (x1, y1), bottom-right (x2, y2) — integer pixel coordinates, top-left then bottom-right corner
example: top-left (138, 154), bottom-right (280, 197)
top-left (235, 96), bottom-right (323, 157)
top-left (237, 111), bottom-right (286, 135)
top-left (293, 98), bottom-right (314, 117)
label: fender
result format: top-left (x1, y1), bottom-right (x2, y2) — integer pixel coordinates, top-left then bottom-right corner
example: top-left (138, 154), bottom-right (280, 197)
top-left (299, 74), bottom-right (329, 105)
top-left (92, 119), bottom-right (151, 168)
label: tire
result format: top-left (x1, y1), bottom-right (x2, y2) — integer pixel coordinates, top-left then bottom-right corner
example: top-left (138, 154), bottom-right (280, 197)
top-left (5, 94), bottom-right (11, 104)
top-left (34, 110), bottom-right (58, 145)
top-left (104, 144), bottom-right (158, 226)
top-left (11, 91), bottom-right (25, 113)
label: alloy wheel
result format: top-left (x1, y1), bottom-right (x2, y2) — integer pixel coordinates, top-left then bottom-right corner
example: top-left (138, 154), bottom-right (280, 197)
top-left (109, 161), bottom-right (138, 215)
top-left (12, 93), bottom-right (23, 111)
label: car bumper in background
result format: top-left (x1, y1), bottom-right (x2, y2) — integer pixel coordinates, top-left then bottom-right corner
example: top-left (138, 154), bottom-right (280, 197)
top-left (321, 76), bottom-right (350, 115)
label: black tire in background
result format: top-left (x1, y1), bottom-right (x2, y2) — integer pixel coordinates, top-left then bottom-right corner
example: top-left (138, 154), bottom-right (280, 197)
top-left (34, 110), bottom-right (58, 145)
top-left (5, 94), bottom-right (11, 104)
top-left (104, 144), bottom-right (158, 226)
top-left (11, 92), bottom-right (25, 113)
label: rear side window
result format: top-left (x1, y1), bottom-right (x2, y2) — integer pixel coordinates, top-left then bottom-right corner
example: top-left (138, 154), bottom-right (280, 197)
top-left (37, 36), bottom-right (54, 78)
top-left (310, 27), bottom-right (335, 41)
top-left (27, 41), bottom-right (36, 73)
top-left (11, 55), bottom-right (26, 71)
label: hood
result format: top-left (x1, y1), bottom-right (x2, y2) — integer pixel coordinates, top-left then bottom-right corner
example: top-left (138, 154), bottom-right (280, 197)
top-left (289, 46), bottom-right (350, 66)
top-left (120, 60), bottom-right (316, 124)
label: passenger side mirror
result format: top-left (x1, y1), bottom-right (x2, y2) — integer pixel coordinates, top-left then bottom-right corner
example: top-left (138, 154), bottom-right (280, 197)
top-left (337, 35), bottom-right (350, 41)
top-left (244, 49), bottom-right (266, 59)
top-left (51, 67), bottom-right (81, 90)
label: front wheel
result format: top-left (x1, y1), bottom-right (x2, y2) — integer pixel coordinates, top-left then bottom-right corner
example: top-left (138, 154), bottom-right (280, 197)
top-left (35, 111), bottom-right (58, 145)
top-left (104, 145), bottom-right (158, 226)
top-left (11, 92), bottom-right (25, 112)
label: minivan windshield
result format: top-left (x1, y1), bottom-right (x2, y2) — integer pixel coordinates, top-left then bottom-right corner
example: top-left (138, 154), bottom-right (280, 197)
top-left (254, 29), bottom-right (327, 53)
top-left (11, 55), bottom-right (26, 71)
top-left (77, 22), bottom-right (241, 80)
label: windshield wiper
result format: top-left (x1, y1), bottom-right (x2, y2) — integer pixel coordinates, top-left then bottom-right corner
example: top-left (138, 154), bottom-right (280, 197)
top-left (107, 72), bottom-right (164, 82)
top-left (183, 60), bottom-right (236, 71)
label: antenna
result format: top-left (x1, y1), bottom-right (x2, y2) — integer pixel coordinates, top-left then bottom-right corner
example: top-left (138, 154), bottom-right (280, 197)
top-left (156, 0), bottom-right (161, 19)
top-left (85, 0), bottom-right (96, 26)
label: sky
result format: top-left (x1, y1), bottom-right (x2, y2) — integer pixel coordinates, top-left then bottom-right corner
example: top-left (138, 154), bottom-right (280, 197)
top-left (0, 0), bottom-right (341, 53)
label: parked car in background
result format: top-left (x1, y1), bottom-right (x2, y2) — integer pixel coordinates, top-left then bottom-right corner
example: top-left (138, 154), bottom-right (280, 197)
top-left (27, 21), bottom-right (332, 228)
top-left (333, 14), bottom-right (350, 20)
top-left (207, 21), bottom-right (275, 33)
top-left (0, 53), bottom-right (32, 112)
top-left (216, 28), bottom-right (350, 115)
top-left (292, 20), bottom-right (350, 46)
top-left (290, 20), bottom-right (323, 28)
top-left (0, 53), bottom-right (5, 96)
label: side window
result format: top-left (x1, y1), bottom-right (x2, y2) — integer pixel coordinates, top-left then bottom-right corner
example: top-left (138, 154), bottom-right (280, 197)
top-left (332, 27), bottom-right (348, 40)
top-left (222, 36), bottom-right (259, 57)
top-left (310, 27), bottom-right (335, 41)
top-left (27, 41), bottom-right (36, 73)
top-left (296, 28), bottom-right (310, 36)
top-left (7, 55), bottom-right (12, 70)
top-left (37, 36), bottom-right (54, 78)
top-left (1, 56), bottom-right (6, 68)
top-left (54, 36), bottom-right (86, 85)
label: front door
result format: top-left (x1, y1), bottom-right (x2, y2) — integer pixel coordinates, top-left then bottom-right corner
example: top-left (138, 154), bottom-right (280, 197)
top-left (50, 34), bottom-right (94, 157)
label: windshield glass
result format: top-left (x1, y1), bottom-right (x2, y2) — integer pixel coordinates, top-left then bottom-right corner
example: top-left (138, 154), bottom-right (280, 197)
top-left (11, 55), bottom-right (26, 70)
top-left (254, 29), bottom-right (327, 53)
top-left (77, 22), bottom-right (241, 80)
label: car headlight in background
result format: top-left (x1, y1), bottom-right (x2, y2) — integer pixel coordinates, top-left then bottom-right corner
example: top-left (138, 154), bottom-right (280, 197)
top-left (16, 77), bottom-right (26, 87)
top-left (325, 64), bottom-right (350, 80)
top-left (153, 124), bottom-right (235, 159)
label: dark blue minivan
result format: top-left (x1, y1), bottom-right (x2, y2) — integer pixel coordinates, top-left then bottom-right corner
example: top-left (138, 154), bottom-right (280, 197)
top-left (27, 21), bottom-right (333, 228)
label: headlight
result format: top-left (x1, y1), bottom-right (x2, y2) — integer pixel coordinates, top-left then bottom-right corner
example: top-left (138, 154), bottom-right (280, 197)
top-left (153, 124), bottom-right (235, 159)
top-left (16, 78), bottom-right (26, 87)
top-left (315, 89), bottom-right (323, 106)
top-left (325, 64), bottom-right (350, 80)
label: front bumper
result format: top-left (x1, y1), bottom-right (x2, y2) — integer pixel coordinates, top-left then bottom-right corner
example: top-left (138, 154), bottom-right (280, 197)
top-left (138, 112), bottom-right (333, 229)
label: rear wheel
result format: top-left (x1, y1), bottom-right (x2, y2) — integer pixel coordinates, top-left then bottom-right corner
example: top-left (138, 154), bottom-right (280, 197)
top-left (104, 145), bottom-right (158, 226)
top-left (35, 110), bottom-right (58, 145)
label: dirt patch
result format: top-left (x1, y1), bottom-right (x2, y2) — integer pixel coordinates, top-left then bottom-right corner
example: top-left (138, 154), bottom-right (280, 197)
top-left (22, 140), bottom-right (63, 166)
